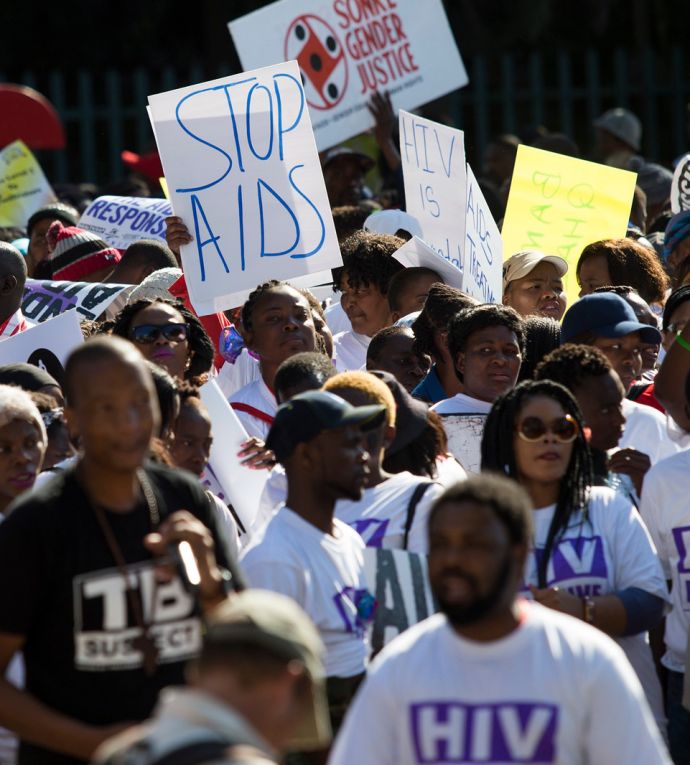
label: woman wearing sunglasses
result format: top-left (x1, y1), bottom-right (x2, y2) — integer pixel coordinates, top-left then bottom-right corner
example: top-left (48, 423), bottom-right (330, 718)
top-left (481, 379), bottom-right (668, 733)
top-left (112, 298), bottom-right (214, 383)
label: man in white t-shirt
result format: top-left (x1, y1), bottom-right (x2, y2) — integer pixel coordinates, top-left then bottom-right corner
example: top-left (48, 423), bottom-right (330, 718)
top-left (329, 474), bottom-right (670, 765)
top-left (432, 304), bottom-right (525, 473)
top-left (240, 390), bottom-right (385, 743)
top-left (640, 449), bottom-right (690, 763)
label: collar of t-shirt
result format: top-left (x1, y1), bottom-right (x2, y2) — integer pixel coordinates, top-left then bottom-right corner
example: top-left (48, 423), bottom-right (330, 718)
top-left (412, 365), bottom-right (447, 404)
top-left (433, 392), bottom-right (493, 415)
top-left (439, 600), bottom-right (531, 658)
top-left (154, 687), bottom-right (274, 758)
top-left (282, 505), bottom-right (347, 544)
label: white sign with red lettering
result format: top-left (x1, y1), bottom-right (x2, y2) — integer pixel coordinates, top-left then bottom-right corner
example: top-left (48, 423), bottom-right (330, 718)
top-left (229, 0), bottom-right (468, 149)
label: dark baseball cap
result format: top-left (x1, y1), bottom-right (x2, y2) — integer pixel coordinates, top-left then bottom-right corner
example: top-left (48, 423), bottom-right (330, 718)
top-left (265, 389), bottom-right (386, 463)
top-left (561, 293), bottom-right (661, 344)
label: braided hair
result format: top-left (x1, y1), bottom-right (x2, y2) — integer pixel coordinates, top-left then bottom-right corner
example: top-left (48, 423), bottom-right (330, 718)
top-left (111, 298), bottom-right (214, 381)
top-left (240, 280), bottom-right (285, 333)
top-left (481, 379), bottom-right (593, 588)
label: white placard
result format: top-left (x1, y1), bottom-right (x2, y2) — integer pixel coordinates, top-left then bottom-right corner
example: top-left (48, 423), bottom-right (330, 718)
top-left (0, 310), bottom-right (83, 387)
top-left (21, 279), bottom-right (133, 324)
top-left (362, 547), bottom-right (435, 655)
top-left (463, 164), bottom-right (502, 303)
top-left (229, 0), bottom-right (468, 150)
top-left (199, 379), bottom-right (268, 531)
top-left (392, 235), bottom-right (463, 290)
top-left (437, 414), bottom-right (486, 475)
top-left (671, 153), bottom-right (690, 214)
top-left (399, 110), bottom-right (466, 275)
top-left (148, 61), bottom-right (341, 316)
top-left (78, 195), bottom-right (172, 250)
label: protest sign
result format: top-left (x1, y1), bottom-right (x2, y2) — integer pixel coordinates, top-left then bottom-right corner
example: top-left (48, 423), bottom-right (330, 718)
top-left (363, 547), bottom-right (435, 654)
top-left (199, 379), bottom-right (268, 531)
top-left (436, 414), bottom-right (487, 475)
top-left (501, 146), bottom-right (637, 302)
top-left (0, 310), bottom-right (83, 386)
top-left (464, 163), bottom-right (502, 303)
top-left (78, 195), bottom-right (172, 250)
top-left (392, 236), bottom-right (462, 290)
top-left (148, 60), bottom-right (341, 316)
top-left (159, 177), bottom-right (169, 200)
top-left (21, 279), bottom-right (133, 324)
top-left (229, 0), bottom-right (467, 150)
top-left (671, 153), bottom-right (690, 214)
top-left (0, 140), bottom-right (56, 227)
top-left (399, 110), bottom-right (466, 274)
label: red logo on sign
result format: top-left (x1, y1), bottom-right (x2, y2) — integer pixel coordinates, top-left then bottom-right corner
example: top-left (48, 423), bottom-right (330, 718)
top-left (284, 14), bottom-right (348, 111)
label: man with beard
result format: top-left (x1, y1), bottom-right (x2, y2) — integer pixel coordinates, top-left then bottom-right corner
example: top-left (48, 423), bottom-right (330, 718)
top-left (240, 390), bottom-right (384, 749)
top-left (328, 474), bottom-right (670, 765)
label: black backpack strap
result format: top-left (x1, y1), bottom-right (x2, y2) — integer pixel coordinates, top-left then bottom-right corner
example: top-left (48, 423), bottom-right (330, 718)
top-left (149, 739), bottom-right (230, 765)
top-left (403, 481), bottom-right (435, 550)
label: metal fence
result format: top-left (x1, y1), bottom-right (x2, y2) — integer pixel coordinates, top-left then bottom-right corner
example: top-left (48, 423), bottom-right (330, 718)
top-left (3, 45), bottom-right (688, 186)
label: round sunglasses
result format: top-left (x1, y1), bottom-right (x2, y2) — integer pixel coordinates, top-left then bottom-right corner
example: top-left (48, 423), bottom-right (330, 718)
top-left (129, 323), bottom-right (188, 345)
top-left (516, 414), bottom-right (579, 443)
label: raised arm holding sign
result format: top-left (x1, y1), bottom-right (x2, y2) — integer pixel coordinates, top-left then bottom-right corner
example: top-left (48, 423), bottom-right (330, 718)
top-left (148, 61), bottom-right (341, 316)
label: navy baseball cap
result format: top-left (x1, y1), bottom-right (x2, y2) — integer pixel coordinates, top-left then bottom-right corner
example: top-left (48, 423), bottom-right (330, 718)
top-left (265, 389), bottom-right (385, 463)
top-left (561, 293), bottom-right (661, 344)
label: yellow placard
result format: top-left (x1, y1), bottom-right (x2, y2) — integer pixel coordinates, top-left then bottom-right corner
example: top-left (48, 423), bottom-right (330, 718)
top-left (159, 176), bottom-right (169, 200)
top-left (501, 146), bottom-right (637, 304)
top-left (0, 140), bottom-right (56, 228)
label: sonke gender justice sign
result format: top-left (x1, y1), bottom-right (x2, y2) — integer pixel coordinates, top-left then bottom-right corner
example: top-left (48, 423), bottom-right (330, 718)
top-left (229, 0), bottom-right (468, 149)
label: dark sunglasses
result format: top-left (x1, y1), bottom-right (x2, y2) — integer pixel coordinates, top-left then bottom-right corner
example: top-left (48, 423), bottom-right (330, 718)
top-left (129, 323), bottom-right (188, 344)
top-left (516, 414), bottom-right (579, 443)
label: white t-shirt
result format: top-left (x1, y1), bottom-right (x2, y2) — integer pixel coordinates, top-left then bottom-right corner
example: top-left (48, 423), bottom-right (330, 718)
top-left (335, 472), bottom-right (444, 554)
top-left (640, 449), bottom-right (690, 672)
top-left (431, 394), bottom-right (492, 475)
top-left (207, 492), bottom-right (240, 562)
top-left (228, 377), bottom-right (277, 440)
top-left (434, 454), bottom-right (468, 487)
top-left (333, 330), bottom-right (370, 372)
top-left (620, 398), bottom-right (681, 465)
top-left (215, 348), bottom-right (260, 398)
top-left (325, 299), bottom-right (352, 335)
top-left (329, 604), bottom-right (670, 765)
top-left (251, 464), bottom-right (287, 539)
top-left (524, 486), bottom-right (668, 730)
top-left (240, 507), bottom-right (371, 678)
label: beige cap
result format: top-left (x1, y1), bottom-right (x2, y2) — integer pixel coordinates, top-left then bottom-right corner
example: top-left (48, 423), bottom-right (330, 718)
top-left (204, 589), bottom-right (331, 751)
top-left (502, 250), bottom-right (568, 291)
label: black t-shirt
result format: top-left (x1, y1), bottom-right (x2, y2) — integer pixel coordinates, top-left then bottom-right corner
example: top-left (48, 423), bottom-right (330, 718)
top-left (0, 462), bottom-right (238, 765)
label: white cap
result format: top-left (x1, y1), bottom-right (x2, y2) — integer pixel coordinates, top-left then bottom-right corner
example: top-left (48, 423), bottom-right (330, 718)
top-left (363, 209), bottom-right (423, 239)
top-left (127, 267), bottom-right (182, 304)
top-left (502, 250), bottom-right (568, 292)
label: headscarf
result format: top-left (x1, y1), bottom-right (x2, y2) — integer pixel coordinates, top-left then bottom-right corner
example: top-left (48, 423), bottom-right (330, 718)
top-left (663, 211), bottom-right (690, 263)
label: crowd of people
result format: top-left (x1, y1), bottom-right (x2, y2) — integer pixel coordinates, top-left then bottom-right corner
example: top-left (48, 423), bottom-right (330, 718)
top-left (0, 92), bottom-right (690, 765)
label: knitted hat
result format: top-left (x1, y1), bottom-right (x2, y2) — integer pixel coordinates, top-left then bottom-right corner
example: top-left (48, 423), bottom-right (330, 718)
top-left (46, 221), bottom-right (121, 281)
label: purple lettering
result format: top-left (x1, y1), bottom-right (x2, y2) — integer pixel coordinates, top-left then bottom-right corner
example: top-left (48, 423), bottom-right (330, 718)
top-left (410, 701), bottom-right (558, 763)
